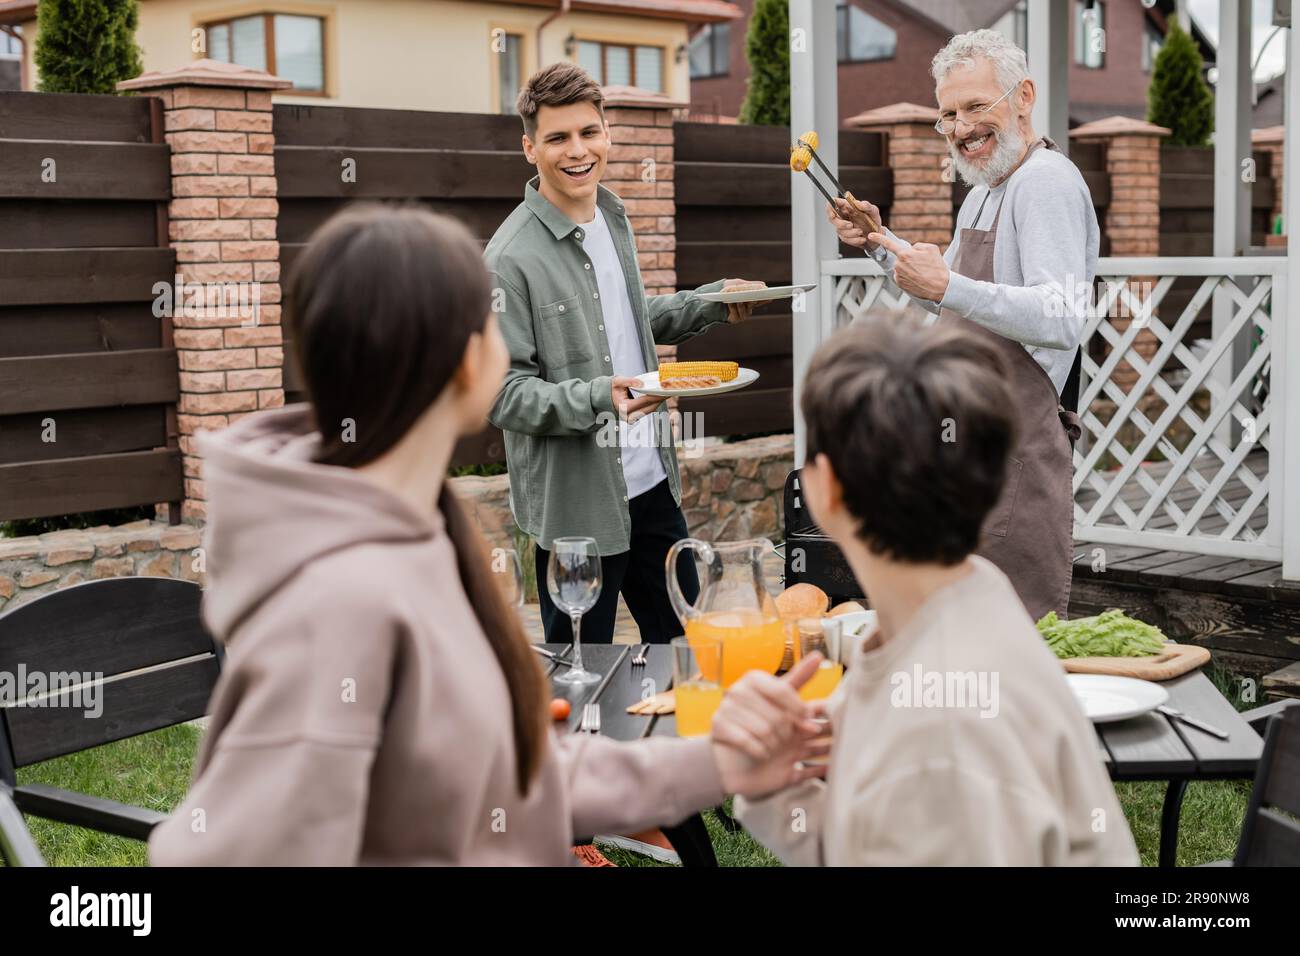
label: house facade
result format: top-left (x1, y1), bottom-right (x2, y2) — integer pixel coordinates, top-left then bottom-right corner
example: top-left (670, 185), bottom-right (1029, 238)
top-left (0, 0), bottom-right (740, 112)
top-left (687, 0), bottom-right (1216, 126)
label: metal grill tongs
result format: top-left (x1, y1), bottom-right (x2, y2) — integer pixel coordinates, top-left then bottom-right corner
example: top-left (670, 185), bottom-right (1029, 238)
top-left (789, 130), bottom-right (880, 236)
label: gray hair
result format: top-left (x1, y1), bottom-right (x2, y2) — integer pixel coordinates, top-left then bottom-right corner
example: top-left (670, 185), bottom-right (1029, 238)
top-left (931, 29), bottom-right (1029, 90)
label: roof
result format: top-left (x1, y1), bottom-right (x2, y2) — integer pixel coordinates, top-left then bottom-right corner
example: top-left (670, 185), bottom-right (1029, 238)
top-left (0, 0), bottom-right (741, 28)
top-left (894, 0), bottom-right (1020, 35)
top-left (478, 0), bottom-right (741, 22)
top-left (0, 1), bottom-right (34, 27)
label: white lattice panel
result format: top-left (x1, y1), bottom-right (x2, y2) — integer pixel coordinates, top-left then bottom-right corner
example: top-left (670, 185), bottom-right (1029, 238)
top-left (822, 257), bottom-right (1287, 561)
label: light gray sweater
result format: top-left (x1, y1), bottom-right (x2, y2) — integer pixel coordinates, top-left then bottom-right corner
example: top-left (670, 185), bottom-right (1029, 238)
top-left (874, 145), bottom-right (1100, 395)
top-left (736, 557), bottom-right (1138, 866)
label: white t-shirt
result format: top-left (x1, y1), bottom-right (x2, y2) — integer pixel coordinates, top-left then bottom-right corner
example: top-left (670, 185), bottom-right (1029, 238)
top-left (579, 207), bottom-right (667, 500)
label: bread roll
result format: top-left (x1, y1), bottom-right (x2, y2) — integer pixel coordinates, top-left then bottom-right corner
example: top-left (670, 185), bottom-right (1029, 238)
top-left (829, 601), bottom-right (866, 617)
top-left (775, 583), bottom-right (829, 620)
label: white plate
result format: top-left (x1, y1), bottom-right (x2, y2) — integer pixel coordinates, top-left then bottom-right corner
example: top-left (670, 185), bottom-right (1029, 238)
top-left (1066, 673), bottom-right (1169, 724)
top-left (695, 283), bottom-right (817, 304)
top-left (630, 367), bottom-right (759, 399)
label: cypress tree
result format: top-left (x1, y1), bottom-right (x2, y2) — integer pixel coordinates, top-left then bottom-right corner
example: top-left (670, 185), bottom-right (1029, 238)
top-left (739, 0), bottom-right (790, 126)
top-left (35, 0), bottom-right (143, 95)
top-left (1146, 19), bottom-right (1214, 147)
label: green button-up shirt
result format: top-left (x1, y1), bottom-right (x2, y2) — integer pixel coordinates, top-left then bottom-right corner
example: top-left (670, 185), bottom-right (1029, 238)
top-left (486, 178), bottom-right (729, 554)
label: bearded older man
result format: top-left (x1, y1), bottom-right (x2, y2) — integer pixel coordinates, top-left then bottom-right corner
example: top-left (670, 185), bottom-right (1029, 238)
top-left (829, 29), bottom-right (1097, 621)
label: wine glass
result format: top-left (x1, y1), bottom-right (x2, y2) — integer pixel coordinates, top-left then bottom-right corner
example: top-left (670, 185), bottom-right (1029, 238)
top-left (547, 537), bottom-right (602, 686)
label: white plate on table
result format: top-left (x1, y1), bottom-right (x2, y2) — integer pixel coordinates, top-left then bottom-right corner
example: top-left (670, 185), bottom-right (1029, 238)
top-left (1066, 673), bottom-right (1169, 723)
top-left (630, 367), bottom-right (759, 399)
top-left (696, 283), bottom-right (817, 304)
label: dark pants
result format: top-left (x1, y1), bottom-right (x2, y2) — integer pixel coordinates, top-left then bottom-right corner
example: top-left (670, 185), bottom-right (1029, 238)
top-left (536, 479), bottom-right (700, 645)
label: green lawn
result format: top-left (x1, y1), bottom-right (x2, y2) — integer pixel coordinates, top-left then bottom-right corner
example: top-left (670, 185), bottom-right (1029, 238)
top-left (9, 668), bottom-right (1258, 867)
top-left (9, 723), bottom-right (201, 867)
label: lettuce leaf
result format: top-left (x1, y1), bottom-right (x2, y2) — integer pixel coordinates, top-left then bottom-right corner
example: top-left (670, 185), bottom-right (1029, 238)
top-left (1035, 609), bottom-right (1167, 659)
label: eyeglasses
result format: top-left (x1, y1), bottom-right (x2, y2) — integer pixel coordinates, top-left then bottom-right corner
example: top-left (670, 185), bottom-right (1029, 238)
top-left (934, 81), bottom-right (1022, 135)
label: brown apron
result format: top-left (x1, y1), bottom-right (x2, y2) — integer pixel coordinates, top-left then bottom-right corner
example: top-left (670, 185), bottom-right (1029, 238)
top-left (939, 137), bottom-right (1081, 621)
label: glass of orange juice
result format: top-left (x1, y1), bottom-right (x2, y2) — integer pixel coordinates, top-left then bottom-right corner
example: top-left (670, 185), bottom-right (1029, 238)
top-left (672, 636), bottom-right (723, 737)
top-left (795, 618), bottom-right (844, 701)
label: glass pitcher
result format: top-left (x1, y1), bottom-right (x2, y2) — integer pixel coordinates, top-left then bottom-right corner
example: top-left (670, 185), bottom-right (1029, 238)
top-left (666, 537), bottom-right (785, 686)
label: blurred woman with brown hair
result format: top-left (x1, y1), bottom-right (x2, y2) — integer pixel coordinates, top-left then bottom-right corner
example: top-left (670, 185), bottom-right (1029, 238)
top-left (149, 205), bottom-right (824, 866)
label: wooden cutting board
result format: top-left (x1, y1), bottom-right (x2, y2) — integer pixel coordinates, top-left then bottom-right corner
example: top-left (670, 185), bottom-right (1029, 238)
top-left (1062, 643), bottom-right (1210, 681)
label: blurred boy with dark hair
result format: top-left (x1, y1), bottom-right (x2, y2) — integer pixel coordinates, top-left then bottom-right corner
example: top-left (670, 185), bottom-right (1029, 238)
top-left (737, 317), bottom-right (1137, 866)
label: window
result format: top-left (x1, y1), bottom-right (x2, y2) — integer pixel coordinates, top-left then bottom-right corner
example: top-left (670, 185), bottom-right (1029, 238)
top-left (497, 31), bottom-right (523, 113)
top-left (205, 13), bottom-right (325, 92)
top-left (0, 25), bottom-right (21, 59)
top-left (1142, 17), bottom-right (1162, 73)
top-left (689, 23), bottom-right (729, 79)
top-left (1074, 1), bottom-right (1104, 70)
top-left (836, 1), bottom-right (896, 63)
top-left (577, 40), bottom-right (663, 92)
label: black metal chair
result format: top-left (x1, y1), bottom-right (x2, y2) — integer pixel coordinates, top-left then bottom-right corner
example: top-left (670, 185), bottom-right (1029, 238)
top-left (0, 577), bottom-right (221, 845)
top-left (1232, 701), bottom-right (1300, 866)
top-left (0, 781), bottom-right (44, 866)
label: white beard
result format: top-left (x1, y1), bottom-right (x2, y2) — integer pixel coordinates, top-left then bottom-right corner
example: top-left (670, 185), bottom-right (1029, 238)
top-left (950, 126), bottom-right (1026, 188)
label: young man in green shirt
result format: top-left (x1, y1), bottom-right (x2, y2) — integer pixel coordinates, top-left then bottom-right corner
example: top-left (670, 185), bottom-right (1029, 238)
top-left (487, 63), bottom-right (767, 648)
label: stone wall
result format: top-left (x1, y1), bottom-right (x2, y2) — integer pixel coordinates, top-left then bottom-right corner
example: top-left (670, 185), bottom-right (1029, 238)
top-left (678, 434), bottom-right (793, 543)
top-left (0, 521), bottom-right (203, 613)
top-left (0, 435), bottom-right (796, 614)
top-left (455, 434), bottom-right (795, 554)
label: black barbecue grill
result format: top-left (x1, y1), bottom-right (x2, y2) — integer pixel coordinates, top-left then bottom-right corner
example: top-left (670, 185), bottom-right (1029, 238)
top-left (781, 468), bottom-right (864, 606)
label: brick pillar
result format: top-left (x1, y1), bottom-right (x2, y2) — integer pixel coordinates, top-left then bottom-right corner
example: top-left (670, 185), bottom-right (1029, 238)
top-left (845, 102), bottom-right (953, 249)
top-left (601, 85), bottom-right (683, 374)
top-left (119, 60), bottom-right (292, 522)
top-left (1253, 125), bottom-right (1285, 244)
top-left (1071, 116), bottom-right (1169, 395)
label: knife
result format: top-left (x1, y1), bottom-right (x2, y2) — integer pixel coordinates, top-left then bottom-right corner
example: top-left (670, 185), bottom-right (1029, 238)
top-left (1158, 705), bottom-right (1229, 740)
top-left (531, 645), bottom-right (572, 668)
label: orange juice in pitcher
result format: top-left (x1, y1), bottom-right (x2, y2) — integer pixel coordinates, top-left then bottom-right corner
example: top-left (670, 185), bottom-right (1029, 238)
top-left (685, 610), bottom-right (786, 686)
top-left (668, 537), bottom-right (784, 687)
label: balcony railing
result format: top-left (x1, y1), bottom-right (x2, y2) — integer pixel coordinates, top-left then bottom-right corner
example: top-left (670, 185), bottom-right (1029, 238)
top-left (818, 255), bottom-right (1297, 578)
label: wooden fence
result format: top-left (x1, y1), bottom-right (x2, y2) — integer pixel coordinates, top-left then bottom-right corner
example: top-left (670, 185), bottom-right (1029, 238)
top-left (0, 91), bottom-right (181, 523)
top-left (1159, 145), bottom-right (1278, 348)
top-left (5, 93), bottom-right (1271, 520)
top-left (274, 110), bottom-right (892, 456)
top-left (674, 122), bottom-right (891, 436)
top-left (273, 104), bottom-right (532, 467)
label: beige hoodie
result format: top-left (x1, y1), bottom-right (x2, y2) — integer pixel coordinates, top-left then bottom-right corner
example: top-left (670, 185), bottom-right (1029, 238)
top-left (736, 557), bottom-right (1139, 866)
top-left (148, 406), bottom-right (724, 866)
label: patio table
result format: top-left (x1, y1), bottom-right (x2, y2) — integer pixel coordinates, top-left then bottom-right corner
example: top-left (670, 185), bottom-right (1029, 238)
top-left (539, 642), bottom-right (718, 866)
top-left (542, 645), bottom-right (1260, 867)
top-left (1093, 669), bottom-right (1261, 866)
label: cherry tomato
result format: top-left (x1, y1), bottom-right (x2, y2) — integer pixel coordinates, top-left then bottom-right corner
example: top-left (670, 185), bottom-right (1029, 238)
top-left (549, 698), bottom-right (571, 721)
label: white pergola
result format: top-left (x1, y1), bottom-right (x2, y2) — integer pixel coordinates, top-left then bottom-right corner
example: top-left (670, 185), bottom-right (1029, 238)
top-left (789, 0), bottom-right (1300, 579)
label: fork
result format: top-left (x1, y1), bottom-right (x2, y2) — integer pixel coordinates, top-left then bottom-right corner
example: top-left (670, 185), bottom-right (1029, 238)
top-left (631, 643), bottom-right (649, 667)
top-left (579, 701), bottom-right (601, 734)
